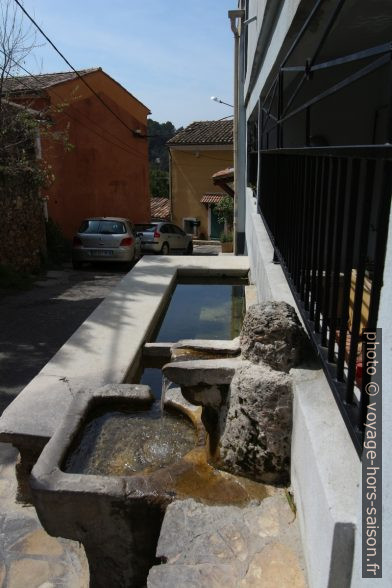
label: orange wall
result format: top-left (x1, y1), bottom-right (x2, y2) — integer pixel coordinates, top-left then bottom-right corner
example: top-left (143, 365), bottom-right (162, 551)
top-left (170, 148), bottom-right (233, 238)
top-left (39, 70), bottom-right (150, 238)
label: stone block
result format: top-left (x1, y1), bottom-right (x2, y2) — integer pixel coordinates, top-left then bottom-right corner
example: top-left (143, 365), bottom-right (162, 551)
top-left (240, 301), bottom-right (306, 372)
top-left (219, 363), bottom-right (292, 483)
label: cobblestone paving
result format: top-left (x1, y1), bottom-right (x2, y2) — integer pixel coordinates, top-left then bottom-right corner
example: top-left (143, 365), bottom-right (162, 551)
top-left (0, 443), bottom-right (89, 587)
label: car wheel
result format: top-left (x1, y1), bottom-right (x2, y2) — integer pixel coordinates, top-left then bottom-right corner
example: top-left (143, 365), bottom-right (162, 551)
top-left (161, 242), bottom-right (170, 255)
top-left (186, 242), bottom-right (193, 255)
top-left (72, 260), bottom-right (83, 270)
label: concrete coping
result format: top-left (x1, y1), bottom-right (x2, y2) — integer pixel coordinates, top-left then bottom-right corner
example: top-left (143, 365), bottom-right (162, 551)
top-left (162, 358), bottom-right (247, 387)
top-left (0, 255), bottom-right (249, 446)
top-left (171, 338), bottom-right (241, 354)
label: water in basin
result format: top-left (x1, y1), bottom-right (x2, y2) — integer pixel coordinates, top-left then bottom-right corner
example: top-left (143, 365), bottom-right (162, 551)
top-left (138, 280), bottom-right (246, 402)
top-left (64, 404), bottom-right (196, 476)
top-left (155, 280), bottom-right (245, 341)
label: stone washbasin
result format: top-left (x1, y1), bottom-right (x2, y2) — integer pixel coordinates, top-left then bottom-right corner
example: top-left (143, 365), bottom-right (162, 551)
top-left (30, 383), bottom-right (201, 588)
top-left (29, 382), bottom-right (268, 587)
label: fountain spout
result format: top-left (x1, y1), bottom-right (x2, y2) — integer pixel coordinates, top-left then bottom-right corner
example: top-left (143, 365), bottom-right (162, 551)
top-left (162, 358), bottom-right (245, 455)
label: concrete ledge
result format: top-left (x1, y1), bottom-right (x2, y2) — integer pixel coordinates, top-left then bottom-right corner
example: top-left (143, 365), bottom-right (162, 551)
top-left (0, 255), bottom-right (249, 446)
top-left (290, 365), bottom-right (359, 588)
top-left (245, 189), bottom-right (298, 307)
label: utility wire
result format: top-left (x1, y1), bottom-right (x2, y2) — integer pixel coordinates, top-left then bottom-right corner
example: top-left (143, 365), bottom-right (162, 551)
top-left (13, 0), bottom-right (145, 139)
top-left (0, 49), bottom-right (146, 159)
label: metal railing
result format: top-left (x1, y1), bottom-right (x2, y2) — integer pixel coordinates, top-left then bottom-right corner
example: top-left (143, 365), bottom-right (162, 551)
top-left (258, 146), bottom-right (392, 454)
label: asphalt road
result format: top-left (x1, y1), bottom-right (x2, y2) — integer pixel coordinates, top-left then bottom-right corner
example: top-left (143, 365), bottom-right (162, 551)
top-left (0, 264), bottom-right (127, 415)
top-left (0, 245), bottom-right (220, 416)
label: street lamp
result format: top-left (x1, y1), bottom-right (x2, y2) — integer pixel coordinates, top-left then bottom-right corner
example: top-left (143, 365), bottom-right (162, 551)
top-left (210, 96), bottom-right (234, 108)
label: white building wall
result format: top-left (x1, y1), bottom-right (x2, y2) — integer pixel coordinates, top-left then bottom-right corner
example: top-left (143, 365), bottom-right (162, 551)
top-left (244, 0), bottom-right (302, 119)
top-left (241, 1), bottom-right (392, 586)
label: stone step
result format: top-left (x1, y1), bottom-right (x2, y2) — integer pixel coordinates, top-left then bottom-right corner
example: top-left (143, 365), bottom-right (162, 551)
top-left (147, 492), bottom-right (307, 587)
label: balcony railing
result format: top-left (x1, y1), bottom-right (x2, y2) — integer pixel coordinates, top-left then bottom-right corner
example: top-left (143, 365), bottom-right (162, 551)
top-left (258, 146), bottom-right (392, 455)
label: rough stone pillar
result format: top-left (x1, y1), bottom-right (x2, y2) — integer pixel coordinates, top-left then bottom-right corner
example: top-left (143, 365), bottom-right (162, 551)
top-left (218, 363), bottom-right (293, 483)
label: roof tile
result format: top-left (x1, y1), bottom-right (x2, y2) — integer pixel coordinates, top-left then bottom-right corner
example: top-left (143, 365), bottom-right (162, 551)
top-left (200, 192), bottom-right (226, 204)
top-left (168, 120), bottom-right (233, 146)
top-left (2, 68), bottom-right (101, 94)
top-left (150, 197), bottom-right (170, 220)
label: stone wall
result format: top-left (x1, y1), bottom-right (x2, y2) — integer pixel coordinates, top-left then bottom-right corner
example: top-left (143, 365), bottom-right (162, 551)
top-left (0, 178), bottom-right (46, 273)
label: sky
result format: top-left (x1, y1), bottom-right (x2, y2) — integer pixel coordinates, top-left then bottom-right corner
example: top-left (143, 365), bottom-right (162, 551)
top-left (14, 0), bottom-right (236, 128)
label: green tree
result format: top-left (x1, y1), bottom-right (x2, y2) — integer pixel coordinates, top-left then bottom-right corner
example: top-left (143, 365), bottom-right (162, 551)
top-left (147, 119), bottom-right (176, 171)
top-left (149, 166), bottom-right (169, 198)
top-left (215, 195), bottom-right (234, 229)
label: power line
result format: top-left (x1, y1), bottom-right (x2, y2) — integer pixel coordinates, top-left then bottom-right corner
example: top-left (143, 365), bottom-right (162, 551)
top-left (13, 0), bottom-right (145, 140)
top-left (0, 49), bottom-right (146, 159)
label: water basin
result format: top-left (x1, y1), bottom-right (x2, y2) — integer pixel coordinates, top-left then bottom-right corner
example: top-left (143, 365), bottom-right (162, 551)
top-left (64, 403), bottom-right (197, 476)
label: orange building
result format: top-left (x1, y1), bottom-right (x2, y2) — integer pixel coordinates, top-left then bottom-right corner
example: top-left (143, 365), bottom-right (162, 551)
top-left (4, 68), bottom-right (151, 238)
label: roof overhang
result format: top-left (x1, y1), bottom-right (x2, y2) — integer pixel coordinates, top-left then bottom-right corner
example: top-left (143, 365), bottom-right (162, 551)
top-left (200, 193), bottom-right (226, 204)
top-left (212, 167), bottom-right (235, 197)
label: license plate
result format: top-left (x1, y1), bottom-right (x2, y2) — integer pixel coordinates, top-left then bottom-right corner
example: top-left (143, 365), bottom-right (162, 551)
top-left (90, 250), bottom-right (113, 257)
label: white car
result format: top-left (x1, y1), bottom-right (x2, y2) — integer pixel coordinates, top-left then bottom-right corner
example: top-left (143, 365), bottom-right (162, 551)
top-left (136, 222), bottom-right (193, 255)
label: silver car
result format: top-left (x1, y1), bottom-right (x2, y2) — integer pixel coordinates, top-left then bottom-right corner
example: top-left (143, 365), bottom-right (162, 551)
top-left (72, 217), bottom-right (141, 269)
top-left (136, 222), bottom-right (193, 255)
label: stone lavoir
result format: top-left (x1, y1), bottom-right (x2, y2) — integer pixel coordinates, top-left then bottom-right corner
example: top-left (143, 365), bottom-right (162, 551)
top-left (29, 301), bottom-right (307, 586)
top-left (163, 301), bottom-right (307, 483)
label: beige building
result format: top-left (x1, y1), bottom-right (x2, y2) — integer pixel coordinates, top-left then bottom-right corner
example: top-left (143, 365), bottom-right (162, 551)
top-left (167, 120), bottom-right (233, 240)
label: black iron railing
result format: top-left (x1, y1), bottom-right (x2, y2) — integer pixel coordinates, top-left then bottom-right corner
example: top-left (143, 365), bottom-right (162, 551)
top-left (258, 146), bottom-right (392, 455)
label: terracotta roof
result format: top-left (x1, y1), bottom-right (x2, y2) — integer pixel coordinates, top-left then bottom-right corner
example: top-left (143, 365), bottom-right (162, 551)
top-left (200, 192), bottom-right (226, 204)
top-left (168, 120), bottom-right (233, 146)
top-left (1, 68), bottom-right (151, 113)
top-left (2, 68), bottom-right (101, 94)
top-left (150, 197), bottom-right (170, 220)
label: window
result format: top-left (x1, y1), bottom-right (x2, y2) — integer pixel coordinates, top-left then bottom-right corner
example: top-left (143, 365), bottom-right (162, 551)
top-left (99, 221), bottom-right (126, 234)
top-left (78, 220), bottom-right (100, 233)
top-left (171, 225), bottom-right (185, 236)
top-left (135, 224), bottom-right (157, 232)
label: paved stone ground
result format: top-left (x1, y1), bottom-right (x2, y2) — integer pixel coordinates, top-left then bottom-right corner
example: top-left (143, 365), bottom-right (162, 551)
top-left (193, 243), bottom-right (221, 255)
top-left (148, 493), bottom-right (308, 587)
top-left (0, 443), bottom-right (89, 587)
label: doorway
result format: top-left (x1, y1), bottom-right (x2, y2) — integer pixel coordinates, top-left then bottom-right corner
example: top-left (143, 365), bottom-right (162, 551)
top-left (209, 205), bottom-right (221, 239)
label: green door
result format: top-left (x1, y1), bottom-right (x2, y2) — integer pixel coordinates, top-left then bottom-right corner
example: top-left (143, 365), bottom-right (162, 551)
top-left (210, 205), bottom-right (221, 239)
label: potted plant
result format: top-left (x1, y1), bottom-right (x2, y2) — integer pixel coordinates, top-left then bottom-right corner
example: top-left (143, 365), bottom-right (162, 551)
top-left (215, 195), bottom-right (234, 253)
